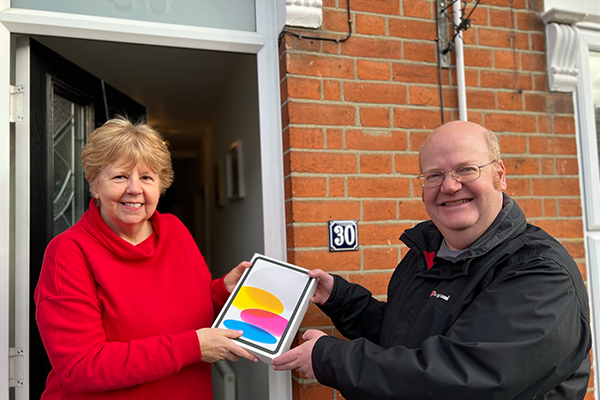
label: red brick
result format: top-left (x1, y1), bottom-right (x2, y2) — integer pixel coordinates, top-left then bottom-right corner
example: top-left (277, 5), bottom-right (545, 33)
top-left (538, 115), bottom-right (552, 133)
top-left (360, 154), bottom-right (393, 174)
top-left (357, 60), bottom-right (390, 81)
top-left (534, 219), bottom-right (583, 238)
top-left (494, 50), bottom-right (520, 70)
top-left (288, 102), bottom-right (355, 125)
top-left (541, 158), bottom-right (554, 175)
top-left (282, 35), bottom-right (320, 52)
top-left (289, 176), bottom-right (327, 197)
top-left (478, 28), bottom-right (529, 49)
top-left (342, 37), bottom-right (403, 60)
top-left (288, 225), bottom-right (329, 247)
top-left (389, 19), bottom-right (436, 40)
top-left (499, 135), bottom-right (527, 154)
top-left (521, 53), bottom-right (546, 72)
top-left (409, 131), bottom-right (430, 152)
top-left (480, 71), bottom-right (533, 90)
top-left (346, 129), bottom-right (407, 150)
top-left (323, 79), bottom-right (341, 101)
top-left (322, 8), bottom-right (353, 33)
top-left (506, 178), bottom-right (531, 196)
top-left (403, 42), bottom-right (437, 62)
top-left (467, 90), bottom-right (497, 110)
top-left (280, 76), bottom-right (289, 104)
top-left (347, 177), bottom-right (411, 198)
top-left (356, 14), bottom-right (387, 35)
top-left (556, 158), bottom-right (579, 175)
top-left (289, 151), bottom-right (357, 174)
top-left (402, 0), bottom-right (432, 18)
top-left (364, 200), bottom-right (397, 221)
top-left (287, 127), bottom-right (324, 149)
top-left (344, 82), bottom-right (407, 104)
top-left (562, 240), bottom-right (585, 259)
top-left (497, 91), bottom-right (523, 111)
top-left (348, 271), bottom-right (393, 296)
top-left (558, 198), bottom-right (582, 217)
top-left (409, 85), bottom-right (440, 106)
top-left (515, 198), bottom-right (542, 217)
top-left (484, 113), bottom-right (536, 133)
top-left (554, 116), bottom-right (575, 134)
top-left (544, 199), bottom-right (558, 217)
top-left (328, 177), bottom-right (345, 197)
top-left (525, 93), bottom-right (574, 113)
top-left (534, 74), bottom-right (548, 92)
top-left (360, 107), bottom-right (391, 127)
top-left (281, 101), bottom-right (290, 130)
top-left (394, 108), bottom-right (443, 129)
top-left (291, 200), bottom-right (360, 222)
top-left (516, 11), bottom-right (544, 31)
top-left (359, 223), bottom-right (411, 245)
top-left (300, 303), bottom-right (333, 327)
top-left (398, 199), bottom-right (428, 220)
top-left (352, 0), bottom-right (400, 15)
top-left (364, 247), bottom-right (400, 270)
top-left (287, 53), bottom-right (354, 79)
top-left (293, 380), bottom-right (335, 400)
top-left (531, 33), bottom-right (545, 52)
top-left (392, 62), bottom-right (447, 84)
top-left (503, 157), bottom-right (540, 175)
top-left (287, 76), bottom-right (321, 99)
top-left (394, 154), bottom-right (420, 174)
top-left (326, 129), bottom-right (343, 149)
top-left (463, 48), bottom-right (493, 67)
top-left (529, 136), bottom-right (577, 155)
top-left (531, 178), bottom-right (580, 196)
top-left (291, 249), bottom-right (361, 271)
top-left (489, 8), bottom-right (515, 28)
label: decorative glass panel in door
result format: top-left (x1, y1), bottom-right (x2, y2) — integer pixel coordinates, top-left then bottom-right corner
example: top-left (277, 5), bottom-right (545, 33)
top-left (50, 91), bottom-right (89, 236)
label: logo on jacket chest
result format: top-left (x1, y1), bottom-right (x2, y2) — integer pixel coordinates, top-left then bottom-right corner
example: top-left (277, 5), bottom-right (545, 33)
top-left (430, 290), bottom-right (450, 301)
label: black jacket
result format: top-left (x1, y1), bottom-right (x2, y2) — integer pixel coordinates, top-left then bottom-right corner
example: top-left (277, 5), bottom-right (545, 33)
top-left (312, 195), bottom-right (591, 399)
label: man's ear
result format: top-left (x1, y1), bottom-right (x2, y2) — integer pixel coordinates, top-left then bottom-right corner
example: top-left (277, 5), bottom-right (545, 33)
top-left (495, 160), bottom-right (507, 191)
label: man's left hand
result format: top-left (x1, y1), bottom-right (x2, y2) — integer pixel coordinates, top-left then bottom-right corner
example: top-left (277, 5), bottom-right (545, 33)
top-left (271, 329), bottom-right (327, 379)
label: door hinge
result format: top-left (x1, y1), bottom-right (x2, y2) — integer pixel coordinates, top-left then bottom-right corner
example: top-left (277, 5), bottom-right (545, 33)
top-left (9, 85), bottom-right (26, 123)
top-left (9, 347), bottom-right (26, 387)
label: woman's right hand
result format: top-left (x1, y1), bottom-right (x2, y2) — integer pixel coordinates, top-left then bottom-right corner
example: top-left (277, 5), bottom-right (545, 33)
top-left (308, 269), bottom-right (335, 306)
top-left (196, 328), bottom-right (257, 363)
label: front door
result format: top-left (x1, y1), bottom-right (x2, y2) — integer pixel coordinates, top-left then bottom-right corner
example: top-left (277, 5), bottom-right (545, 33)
top-left (25, 38), bottom-right (145, 399)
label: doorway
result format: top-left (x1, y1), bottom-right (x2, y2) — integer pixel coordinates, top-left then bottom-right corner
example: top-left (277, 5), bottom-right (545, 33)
top-left (22, 35), bottom-right (268, 400)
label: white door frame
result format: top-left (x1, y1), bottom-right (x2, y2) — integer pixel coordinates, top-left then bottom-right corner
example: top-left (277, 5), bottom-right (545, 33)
top-left (0, 2), bottom-right (289, 399)
top-left (575, 23), bottom-right (600, 400)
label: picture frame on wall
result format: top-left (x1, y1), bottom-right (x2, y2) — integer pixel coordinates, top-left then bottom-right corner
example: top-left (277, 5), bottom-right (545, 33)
top-left (226, 139), bottom-right (245, 200)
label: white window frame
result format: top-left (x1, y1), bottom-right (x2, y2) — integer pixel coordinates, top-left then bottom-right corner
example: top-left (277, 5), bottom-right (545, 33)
top-left (575, 23), bottom-right (600, 400)
top-left (0, 1), bottom-right (289, 398)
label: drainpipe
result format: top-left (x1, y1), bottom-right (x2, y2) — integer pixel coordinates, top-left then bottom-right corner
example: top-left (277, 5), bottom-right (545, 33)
top-left (453, 1), bottom-right (468, 121)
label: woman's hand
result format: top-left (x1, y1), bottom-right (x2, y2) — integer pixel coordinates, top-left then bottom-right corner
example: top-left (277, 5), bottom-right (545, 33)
top-left (223, 261), bottom-right (251, 293)
top-left (308, 269), bottom-right (335, 306)
top-left (197, 328), bottom-right (257, 363)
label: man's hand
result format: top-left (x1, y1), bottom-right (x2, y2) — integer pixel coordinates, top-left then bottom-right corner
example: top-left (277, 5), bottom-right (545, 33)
top-left (223, 261), bottom-right (251, 292)
top-left (308, 269), bottom-right (335, 306)
top-left (197, 328), bottom-right (258, 363)
top-left (271, 330), bottom-right (327, 378)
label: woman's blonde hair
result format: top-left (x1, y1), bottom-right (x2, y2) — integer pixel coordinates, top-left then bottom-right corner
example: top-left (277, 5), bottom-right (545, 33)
top-left (82, 117), bottom-right (174, 194)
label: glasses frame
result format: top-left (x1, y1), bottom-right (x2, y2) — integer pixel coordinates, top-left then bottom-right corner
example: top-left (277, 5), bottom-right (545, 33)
top-left (418, 160), bottom-right (498, 188)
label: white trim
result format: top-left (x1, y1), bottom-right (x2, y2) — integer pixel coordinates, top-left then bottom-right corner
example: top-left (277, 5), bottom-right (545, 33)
top-left (0, 3), bottom-right (11, 399)
top-left (255, 0), bottom-right (291, 397)
top-left (545, 22), bottom-right (580, 93)
top-left (285, 0), bottom-right (323, 29)
top-left (14, 35), bottom-right (30, 400)
top-left (0, 8), bottom-right (264, 54)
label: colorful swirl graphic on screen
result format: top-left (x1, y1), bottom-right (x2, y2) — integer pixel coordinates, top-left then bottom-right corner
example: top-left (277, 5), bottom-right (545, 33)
top-left (223, 286), bottom-right (288, 344)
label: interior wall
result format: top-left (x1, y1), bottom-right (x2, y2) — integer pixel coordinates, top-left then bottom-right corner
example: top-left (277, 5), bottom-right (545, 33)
top-left (206, 54), bottom-right (268, 399)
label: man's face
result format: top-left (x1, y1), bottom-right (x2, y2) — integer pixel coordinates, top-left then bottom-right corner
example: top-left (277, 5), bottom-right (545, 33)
top-left (420, 122), bottom-right (507, 250)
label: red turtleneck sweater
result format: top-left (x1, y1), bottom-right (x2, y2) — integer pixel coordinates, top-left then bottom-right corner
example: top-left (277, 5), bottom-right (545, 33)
top-left (35, 200), bottom-right (230, 399)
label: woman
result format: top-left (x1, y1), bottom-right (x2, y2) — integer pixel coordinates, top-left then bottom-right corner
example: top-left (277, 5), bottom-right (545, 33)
top-left (35, 118), bottom-right (256, 400)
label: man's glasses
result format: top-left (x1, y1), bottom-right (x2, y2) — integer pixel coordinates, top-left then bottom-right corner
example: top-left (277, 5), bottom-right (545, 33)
top-left (418, 160), bottom-right (498, 188)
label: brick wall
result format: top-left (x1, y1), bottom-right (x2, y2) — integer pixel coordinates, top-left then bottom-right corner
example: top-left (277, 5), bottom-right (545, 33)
top-left (278, 0), bottom-right (591, 398)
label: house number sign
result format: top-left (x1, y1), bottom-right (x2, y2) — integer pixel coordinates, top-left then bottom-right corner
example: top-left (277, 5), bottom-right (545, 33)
top-left (328, 220), bottom-right (358, 252)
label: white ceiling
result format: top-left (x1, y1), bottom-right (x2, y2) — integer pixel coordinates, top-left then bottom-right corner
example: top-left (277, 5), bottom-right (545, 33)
top-left (34, 35), bottom-right (246, 143)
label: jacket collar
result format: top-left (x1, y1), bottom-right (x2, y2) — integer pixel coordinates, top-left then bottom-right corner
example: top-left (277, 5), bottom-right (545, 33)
top-left (402, 194), bottom-right (527, 277)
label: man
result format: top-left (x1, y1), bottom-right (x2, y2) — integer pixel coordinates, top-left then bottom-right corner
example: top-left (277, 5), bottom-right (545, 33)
top-left (272, 121), bottom-right (592, 399)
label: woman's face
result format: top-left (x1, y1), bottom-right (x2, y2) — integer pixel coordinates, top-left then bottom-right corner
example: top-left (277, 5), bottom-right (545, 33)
top-left (92, 158), bottom-right (161, 239)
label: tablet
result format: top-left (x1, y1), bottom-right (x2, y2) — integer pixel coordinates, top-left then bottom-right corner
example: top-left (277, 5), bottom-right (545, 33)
top-left (212, 254), bottom-right (317, 363)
